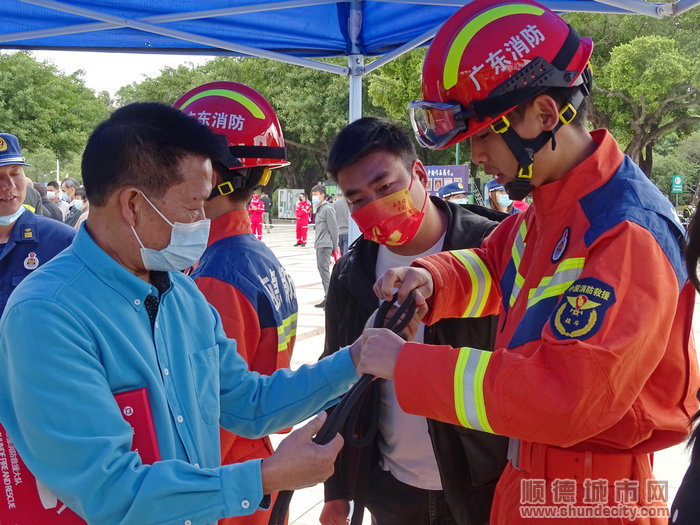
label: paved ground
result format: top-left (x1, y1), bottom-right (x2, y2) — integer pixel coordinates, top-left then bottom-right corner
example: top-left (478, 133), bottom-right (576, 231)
top-left (258, 219), bottom-right (697, 525)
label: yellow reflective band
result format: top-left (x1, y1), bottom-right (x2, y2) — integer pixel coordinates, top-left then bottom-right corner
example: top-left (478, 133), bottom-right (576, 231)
top-left (508, 219), bottom-right (528, 307)
top-left (509, 271), bottom-right (526, 308)
top-left (22, 203), bottom-right (35, 213)
top-left (511, 220), bottom-right (527, 267)
top-left (474, 351), bottom-right (493, 433)
top-left (527, 257), bottom-right (585, 308)
top-left (454, 348), bottom-right (470, 428)
top-left (454, 347), bottom-right (494, 433)
top-left (443, 4), bottom-right (545, 90)
top-left (276, 312), bottom-right (298, 352)
top-left (178, 89), bottom-right (266, 119)
top-left (452, 249), bottom-right (492, 317)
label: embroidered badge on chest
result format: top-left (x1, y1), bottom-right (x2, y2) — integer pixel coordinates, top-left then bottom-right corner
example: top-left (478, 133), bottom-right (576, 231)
top-left (551, 227), bottom-right (570, 263)
top-left (24, 251), bottom-right (39, 270)
top-left (550, 277), bottom-right (616, 340)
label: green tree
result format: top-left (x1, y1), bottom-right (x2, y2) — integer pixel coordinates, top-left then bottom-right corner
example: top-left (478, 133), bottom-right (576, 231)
top-left (115, 63), bottom-right (211, 106)
top-left (651, 132), bottom-right (700, 204)
top-left (0, 51), bottom-right (109, 171)
top-left (594, 36), bottom-right (700, 175)
top-left (366, 47), bottom-right (483, 180)
top-left (564, 11), bottom-right (700, 176)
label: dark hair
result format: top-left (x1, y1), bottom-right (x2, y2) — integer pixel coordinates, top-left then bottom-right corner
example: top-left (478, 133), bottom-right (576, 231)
top-left (684, 210), bottom-right (700, 457)
top-left (82, 102), bottom-right (223, 207)
top-left (326, 117), bottom-right (417, 181)
top-left (686, 210), bottom-right (700, 293)
top-left (75, 187), bottom-right (87, 201)
top-left (311, 184), bottom-right (327, 197)
top-left (46, 180), bottom-right (60, 191)
top-left (33, 182), bottom-right (46, 198)
top-left (211, 162), bottom-right (256, 205)
top-left (507, 85), bottom-right (589, 128)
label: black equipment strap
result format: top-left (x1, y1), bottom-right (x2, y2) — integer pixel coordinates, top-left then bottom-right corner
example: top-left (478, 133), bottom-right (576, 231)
top-left (268, 291), bottom-right (417, 525)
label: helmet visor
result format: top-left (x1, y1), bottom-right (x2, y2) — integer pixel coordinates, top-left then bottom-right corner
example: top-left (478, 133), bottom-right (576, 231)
top-left (409, 100), bottom-right (468, 149)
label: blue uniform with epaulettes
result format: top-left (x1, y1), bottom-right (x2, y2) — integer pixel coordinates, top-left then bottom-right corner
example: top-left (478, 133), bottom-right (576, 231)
top-left (0, 208), bottom-right (76, 316)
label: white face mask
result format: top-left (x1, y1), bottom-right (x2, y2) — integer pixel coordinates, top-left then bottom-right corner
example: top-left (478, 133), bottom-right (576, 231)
top-left (451, 198), bottom-right (468, 205)
top-left (130, 191), bottom-right (210, 272)
top-left (0, 204), bottom-right (26, 226)
top-left (47, 191), bottom-right (56, 200)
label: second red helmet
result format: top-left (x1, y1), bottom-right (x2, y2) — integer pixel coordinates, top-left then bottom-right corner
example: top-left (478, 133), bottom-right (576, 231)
top-left (174, 81), bottom-right (290, 170)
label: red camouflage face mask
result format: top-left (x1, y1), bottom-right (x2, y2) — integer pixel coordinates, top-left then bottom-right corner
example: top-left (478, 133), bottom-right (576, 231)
top-left (351, 173), bottom-right (427, 247)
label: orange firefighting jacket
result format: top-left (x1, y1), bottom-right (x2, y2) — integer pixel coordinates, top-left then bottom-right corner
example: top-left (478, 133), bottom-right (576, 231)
top-left (191, 210), bottom-right (297, 525)
top-left (395, 130), bottom-right (699, 455)
top-left (248, 196), bottom-right (265, 223)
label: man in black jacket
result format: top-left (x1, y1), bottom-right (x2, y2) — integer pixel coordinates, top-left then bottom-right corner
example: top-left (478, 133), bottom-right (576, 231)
top-left (319, 117), bottom-right (509, 525)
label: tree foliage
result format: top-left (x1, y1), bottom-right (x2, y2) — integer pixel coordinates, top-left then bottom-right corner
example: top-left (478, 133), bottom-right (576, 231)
top-left (594, 35), bottom-right (700, 174)
top-left (565, 11), bottom-right (700, 175)
top-left (115, 63), bottom-right (211, 106)
top-left (0, 51), bottom-right (109, 179)
top-left (5, 7), bottom-right (700, 195)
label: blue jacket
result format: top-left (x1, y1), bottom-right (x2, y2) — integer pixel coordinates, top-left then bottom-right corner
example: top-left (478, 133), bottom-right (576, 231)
top-left (0, 225), bottom-right (358, 524)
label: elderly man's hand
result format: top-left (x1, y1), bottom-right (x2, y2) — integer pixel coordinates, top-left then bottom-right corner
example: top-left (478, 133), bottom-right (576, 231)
top-left (260, 412), bottom-right (343, 495)
top-left (349, 328), bottom-right (405, 380)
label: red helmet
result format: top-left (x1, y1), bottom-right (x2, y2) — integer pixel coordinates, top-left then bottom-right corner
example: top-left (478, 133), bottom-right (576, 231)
top-left (174, 81), bottom-right (289, 170)
top-left (410, 0), bottom-right (593, 149)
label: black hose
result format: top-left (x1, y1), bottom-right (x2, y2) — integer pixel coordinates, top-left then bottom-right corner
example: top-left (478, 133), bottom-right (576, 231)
top-left (268, 291), bottom-right (416, 525)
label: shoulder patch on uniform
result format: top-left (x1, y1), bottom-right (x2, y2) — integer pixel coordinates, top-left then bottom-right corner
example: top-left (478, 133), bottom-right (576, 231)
top-left (550, 277), bottom-right (616, 341)
top-left (23, 226), bottom-right (34, 239)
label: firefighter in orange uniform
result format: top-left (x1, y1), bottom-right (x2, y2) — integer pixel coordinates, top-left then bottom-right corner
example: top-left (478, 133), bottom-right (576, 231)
top-left (356, 1), bottom-right (700, 523)
top-left (248, 193), bottom-right (265, 240)
top-left (295, 193), bottom-right (311, 247)
top-left (174, 82), bottom-right (296, 525)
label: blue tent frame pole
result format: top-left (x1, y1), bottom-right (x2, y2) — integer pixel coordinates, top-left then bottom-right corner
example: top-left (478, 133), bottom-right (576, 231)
top-left (349, 55), bottom-right (364, 123)
top-left (347, 0), bottom-right (363, 244)
top-left (348, 0), bottom-right (364, 123)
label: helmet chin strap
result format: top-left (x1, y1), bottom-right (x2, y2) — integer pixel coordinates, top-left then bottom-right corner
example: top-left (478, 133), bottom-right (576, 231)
top-left (492, 80), bottom-right (589, 202)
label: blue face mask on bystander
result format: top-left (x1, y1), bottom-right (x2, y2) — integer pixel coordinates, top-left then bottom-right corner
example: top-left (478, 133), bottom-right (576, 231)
top-left (130, 191), bottom-right (210, 272)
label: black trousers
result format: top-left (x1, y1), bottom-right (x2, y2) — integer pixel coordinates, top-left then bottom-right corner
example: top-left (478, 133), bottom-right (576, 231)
top-left (364, 466), bottom-right (458, 525)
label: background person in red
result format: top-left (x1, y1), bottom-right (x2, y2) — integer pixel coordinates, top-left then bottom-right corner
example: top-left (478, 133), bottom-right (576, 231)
top-left (359, 0), bottom-right (700, 523)
top-left (295, 193), bottom-right (311, 247)
top-left (174, 81), bottom-right (296, 525)
top-left (248, 193), bottom-right (265, 240)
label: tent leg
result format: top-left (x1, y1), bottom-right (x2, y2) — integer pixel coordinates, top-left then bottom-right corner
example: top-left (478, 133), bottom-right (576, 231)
top-left (349, 54), bottom-right (363, 123)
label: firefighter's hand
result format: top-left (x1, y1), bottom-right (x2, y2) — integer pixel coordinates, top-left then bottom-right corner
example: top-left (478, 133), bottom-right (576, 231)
top-left (373, 266), bottom-right (432, 317)
top-left (260, 412), bottom-right (343, 495)
top-left (350, 327), bottom-right (404, 380)
top-left (319, 499), bottom-right (350, 525)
